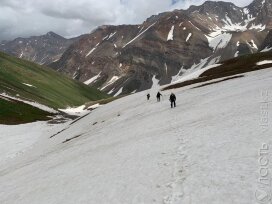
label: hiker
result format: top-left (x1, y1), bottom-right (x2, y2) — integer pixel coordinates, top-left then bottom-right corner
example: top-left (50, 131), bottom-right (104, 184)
top-left (169, 93), bottom-right (176, 108)
top-left (156, 92), bottom-right (162, 102)
top-left (147, 93), bottom-right (150, 100)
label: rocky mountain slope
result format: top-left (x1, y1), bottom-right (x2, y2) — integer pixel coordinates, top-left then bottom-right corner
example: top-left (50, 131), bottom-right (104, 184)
top-left (0, 32), bottom-right (81, 65)
top-left (49, 0), bottom-right (272, 95)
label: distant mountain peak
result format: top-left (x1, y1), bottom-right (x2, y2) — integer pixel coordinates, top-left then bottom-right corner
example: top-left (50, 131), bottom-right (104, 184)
top-left (45, 31), bottom-right (64, 39)
top-left (248, 0), bottom-right (272, 8)
top-left (0, 32), bottom-right (80, 65)
top-left (202, 1), bottom-right (236, 6)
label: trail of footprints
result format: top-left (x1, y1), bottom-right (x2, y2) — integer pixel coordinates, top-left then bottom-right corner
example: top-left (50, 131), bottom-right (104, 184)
top-left (163, 118), bottom-right (188, 204)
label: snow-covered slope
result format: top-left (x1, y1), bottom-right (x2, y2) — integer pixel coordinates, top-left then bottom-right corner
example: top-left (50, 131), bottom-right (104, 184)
top-left (1, 68), bottom-right (272, 203)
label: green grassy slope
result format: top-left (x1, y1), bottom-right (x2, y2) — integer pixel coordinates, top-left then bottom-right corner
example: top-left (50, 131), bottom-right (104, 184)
top-left (0, 97), bottom-right (53, 125)
top-left (0, 51), bottom-right (108, 109)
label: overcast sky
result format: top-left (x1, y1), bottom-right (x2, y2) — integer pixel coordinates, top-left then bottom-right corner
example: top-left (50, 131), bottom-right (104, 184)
top-left (0, 0), bottom-right (252, 41)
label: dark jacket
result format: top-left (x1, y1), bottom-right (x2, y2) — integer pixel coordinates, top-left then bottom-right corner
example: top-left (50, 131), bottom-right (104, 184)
top-left (170, 94), bottom-right (176, 102)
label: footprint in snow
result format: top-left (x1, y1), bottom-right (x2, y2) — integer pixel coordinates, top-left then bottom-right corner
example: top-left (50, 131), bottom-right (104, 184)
top-left (163, 192), bottom-right (184, 204)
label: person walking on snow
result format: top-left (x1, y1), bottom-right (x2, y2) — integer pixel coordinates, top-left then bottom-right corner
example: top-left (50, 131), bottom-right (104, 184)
top-left (156, 92), bottom-right (162, 102)
top-left (147, 93), bottom-right (150, 100)
top-left (169, 93), bottom-right (176, 108)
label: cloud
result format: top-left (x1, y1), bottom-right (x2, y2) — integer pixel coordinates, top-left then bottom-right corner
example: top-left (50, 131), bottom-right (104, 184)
top-left (0, 0), bottom-right (252, 41)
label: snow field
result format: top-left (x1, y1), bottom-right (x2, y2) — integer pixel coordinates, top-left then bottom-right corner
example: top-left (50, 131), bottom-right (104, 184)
top-left (0, 68), bottom-right (272, 203)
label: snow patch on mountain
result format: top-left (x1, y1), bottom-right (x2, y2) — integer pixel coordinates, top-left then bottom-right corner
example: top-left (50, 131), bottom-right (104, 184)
top-left (207, 56), bottom-right (221, 66)
top-left (86, 43), bottom-right (100, 57)
top-left (108, 88), bottom-right (115, 95)
top-left (84, 72), bottom-right (102, 85)
top-left (123, 22), bottom-right (156, 48)
top-left (261, 47), bottom-right (272, 52)
top-left (59, 104), bottom-right (101, 116)
top-left (173, 63), bottom-right (222, 84)
top-left (243, 9), bottom-right (255, 25)
top-left (186, 33), bottom-right (192, 42)
top-left (0, 95), bottom-right (12, 102)
top-left (248, 40), bottom-right (258, 49)
top-left (86, 48), bottom-right (96, 57)
top-left (189, 57), bottom-right (212, 71)
top-left (221, 15), bottom-right (248, 32)
top-left (138, 26), bottom-right (144, 34)
top-left (108, 32), bottom-right (117, 39)
top-left (114, 87), bottom-right (123, 97)
top-left (0, 93), bottom-right (57, 113)
top-left (209, 11), bottom-right (265, 35)
top-left (59, 105), bottom-right (88, 116)
top-left (72, 66), bottom-right (81, 79)
top-left (151, 75), bottom-right (160, 90)
top-left (205, 32), bottom-right (232, 51)
top-left (102, 35), bottom-right (109, 41)
top-left (173, 56), bottom-right (221, 83)
top-left (249, 23), bottom-right (266, 31)
top-left (189, 21), bottom-right (201, 31)
top-left (167, 26), bottom-right (175, 41)
top-left (22, 83), bottom-right (36, 88)
top-left (171, 66), bottom-right (186, 83)
top-left (256, 60), bottom-right (272, 66)
top-left (101, 76), bottom-right (120, 90)
top-left (165, 63), bottom-right (168, 74)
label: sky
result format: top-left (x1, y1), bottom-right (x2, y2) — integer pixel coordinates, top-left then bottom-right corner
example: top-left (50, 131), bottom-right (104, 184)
top-left (0, 0), bottom-right (252, 41)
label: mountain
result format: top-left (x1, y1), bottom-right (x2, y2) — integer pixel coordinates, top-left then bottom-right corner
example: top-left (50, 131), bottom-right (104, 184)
top-left (0, 51), bottom-right (108, 124)
top-left (259, 30), bottom-right (272, 51)
top-left (1, 61), bottom-right (272, 203)
top-left (0, 32), bottom-right (82, 65)
top-left (50, 0), bottom-right (272, 96)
